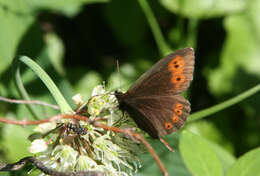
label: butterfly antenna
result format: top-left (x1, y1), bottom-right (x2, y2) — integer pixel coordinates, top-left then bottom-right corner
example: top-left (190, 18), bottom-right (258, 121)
top-left (159, 137), bottom-right (174, 152)
top-left (116, 59), bottom-right (122, 91)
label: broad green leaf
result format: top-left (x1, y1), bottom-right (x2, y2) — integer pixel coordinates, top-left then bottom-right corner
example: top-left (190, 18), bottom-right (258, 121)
top-left (27, 0), bottom-right (109, 17)
top-left (187, 121), bottom-right (234, 154)
top-left (180, 130), bottom-right (223, 176)
top-left (0, 0), bottom-right (34, 74)
top-left (226, 147), bottom-right (260, 176)
top-left (1, 124), bottom-right (31, 161)
top-left (209, 142), bottom-right (236, 173)
top-left (159, 0), bottom-right (247, 19)
top-left (207, 0), bottom-right (260, 95)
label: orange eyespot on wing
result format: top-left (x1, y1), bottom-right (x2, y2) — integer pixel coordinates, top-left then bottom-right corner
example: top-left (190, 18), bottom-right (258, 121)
top-left (168, 56), bottom-right (187, 88)
top-left (175, 103), bottom-right (183, 110)
top-left (164, 122), bottom-right (173, 130)
top-left (173, 103), bottom-right (183, 115)
top-left (171, 74), bottom-right (185, 88)
top-left (168, 56), bottom-right (185, 73)
top-left (172, 74), bottom-right (185, 83)
top-left (174, 109), bottom-right (182, 115)
top-left (172, 115), bottom-right (179, 123)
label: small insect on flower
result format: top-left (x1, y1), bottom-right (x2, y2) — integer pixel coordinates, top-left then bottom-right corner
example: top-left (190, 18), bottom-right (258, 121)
top-left (66, 123), bottom-right (87, 135)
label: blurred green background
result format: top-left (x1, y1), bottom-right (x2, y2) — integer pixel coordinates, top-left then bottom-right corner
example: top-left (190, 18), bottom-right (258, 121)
top-left (0, 0), bottom-right (259, 176)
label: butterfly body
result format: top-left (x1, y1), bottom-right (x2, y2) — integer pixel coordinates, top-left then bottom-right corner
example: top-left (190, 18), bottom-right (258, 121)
top-left (116, 48), bottom-right (194, 139)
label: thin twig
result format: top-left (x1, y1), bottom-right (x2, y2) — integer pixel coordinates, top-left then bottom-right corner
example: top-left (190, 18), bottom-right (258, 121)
top-left (0, 114), bottom-right (88, 125)
top-left (0, 96), bottom-right (59, 110)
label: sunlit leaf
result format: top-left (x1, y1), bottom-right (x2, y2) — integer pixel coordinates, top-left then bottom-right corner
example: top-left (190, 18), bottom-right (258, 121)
top-left (0, 0), bottom-right (34, 74)
top-left (1, 124), bottom-right (31, 161)
top-left (159, 0), bottom-right (247, 19)
top-left (226, 148), bottom-right (260, 176)
top-left (207, 0), bottom-right (260, 95)
top-left (180, 131), bottom-right (223, 176)
top-left (27, 0), bottom-right (109, 17)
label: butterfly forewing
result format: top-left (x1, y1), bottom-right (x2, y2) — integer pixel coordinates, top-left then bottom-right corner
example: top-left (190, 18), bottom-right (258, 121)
top-left (127, 48), bottom-right (194, 97)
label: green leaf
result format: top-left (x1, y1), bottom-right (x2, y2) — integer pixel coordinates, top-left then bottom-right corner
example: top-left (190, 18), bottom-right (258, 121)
top-left (0, 0), bottom-right (34, 74)
top-left (27, 0), bottom-right (109, 17)
top-left (186, 121), bottom-right (234, 154)
top-left (159, 0), bottom-right (247, 19)
top-left (0, 124), bottom-right (31, 161)
top-left (180, 130), bottom-right (223, 176)
top-left (209, 142), bottom-right (236, 173)
top-left (18, 56), bottom-right (73, 113)
top-left (226, 148), bottom-right (260, 176)
top-left (184, 121), bottom-right (236, 173)
top-left (207, 0), bottom-right (260, 95)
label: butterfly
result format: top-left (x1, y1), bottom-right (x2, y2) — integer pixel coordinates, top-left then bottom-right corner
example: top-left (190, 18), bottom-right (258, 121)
top-left (115, 48), bottom-right (194, 151)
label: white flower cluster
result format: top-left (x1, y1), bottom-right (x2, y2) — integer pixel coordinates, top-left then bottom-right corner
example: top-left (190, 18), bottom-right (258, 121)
top-left (29, 85), bottom-right (144, 176)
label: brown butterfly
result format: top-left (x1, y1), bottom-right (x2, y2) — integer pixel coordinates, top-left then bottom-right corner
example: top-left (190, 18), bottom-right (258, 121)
top-left (115, 48), bottom-right (194, 151)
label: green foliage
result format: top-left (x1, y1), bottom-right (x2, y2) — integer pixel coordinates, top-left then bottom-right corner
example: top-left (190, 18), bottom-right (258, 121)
top-left (226, 148), bottom-right (260, 176)
top-left (208, 0), bottom-right (260, 95)
top-left (1, 124), bottom-right (31, 161)
top-left (138, 134), bottom-right (191, 176)
top-left (180, 131), bottom-right (223, 176)
top-left (159, 0), bottom-right (247, 18)
top-left (0, 0), bottom-right (259, 175)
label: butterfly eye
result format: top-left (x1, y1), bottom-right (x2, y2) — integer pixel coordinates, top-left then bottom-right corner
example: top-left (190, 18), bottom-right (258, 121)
top-left (164, 122), bottom-right (173, 130)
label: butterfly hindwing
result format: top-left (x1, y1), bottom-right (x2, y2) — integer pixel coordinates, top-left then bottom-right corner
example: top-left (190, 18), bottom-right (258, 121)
top-left (121, 95), bottom-right (190, 137)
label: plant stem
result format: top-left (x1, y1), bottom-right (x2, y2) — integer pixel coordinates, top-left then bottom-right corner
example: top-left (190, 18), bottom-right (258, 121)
top-left (188, 83), bottom-right (260, 122)
top-left (186, 18), bottom-right (199, 49)
top-left (138, 0), bottom-right (171, 56)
